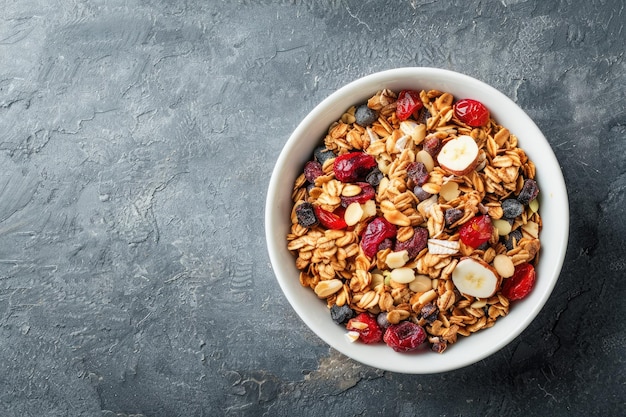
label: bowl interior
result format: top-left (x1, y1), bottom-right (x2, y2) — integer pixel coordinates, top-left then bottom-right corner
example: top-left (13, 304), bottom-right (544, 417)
top-left (265, 68), bottom-right (569, 374)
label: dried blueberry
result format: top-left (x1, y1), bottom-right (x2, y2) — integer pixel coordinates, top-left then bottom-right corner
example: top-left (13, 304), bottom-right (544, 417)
top-left (354, 105), bottom-right (378, 126)
top-left (313, 146), bottom-right (336, 166)
top-left (295, 202), bottom-right (318, 228)
top-left (330, 304), bottom-right (354, 325)
top-left (407, 162), bottom-right (429, 186)
top-left (518, 178), bottom-right (539, 205)
top-left (413, 185), bottom-right (432, 202)
top-left (503, 229), bottom-right (523, 251)
top-left (501, 199), bottom-right (523, 219)
top-left (376, 312), bottom-right (391, 329)
top-left (365, 167), bottom-right (384, 188)
top-left (444, 208), bottom-right (464, 227)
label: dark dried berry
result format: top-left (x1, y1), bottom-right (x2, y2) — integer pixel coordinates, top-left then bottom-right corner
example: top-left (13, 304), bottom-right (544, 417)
top-left (501, 198), bottom-right (524, 219)
top-left (304, 160), bottom-right (324, 183)
top-left (383, 321), bottom-right (426, 352)
top-left (503, 229), bottom-right (523, 251)
top-left (365, 167), bottom-right (384, 188)
top-left (376, 312), bottom-right (391, 329)
top-left (314, 146), bottom-right (336, 166)
top-left (416, 107), bottom-right (431, 125)
top-left (444, 208), bottom-right (464, 227)
top-left (407, 162), bottom-right (429, 186)
top-left (354, 105), bottom-right (378, 126)
top-left (295, 202), bottom-right (318, 228)
top-left (413, 186), bottom-right (432, 202)
top-left (330, 304), bottom-right (354, 325)
top-left (518, 178), bottom-right (539, 205)
top-left (333, 152), bottom-right (377, 183)
top-left (423, 136), bottom-right (443, 157)
top-left (394, 227), bottom-right (428, 259)
top-left (431, 337), bottom-right (447, 354)
top-left (420, 303), bottom-right (439, 323)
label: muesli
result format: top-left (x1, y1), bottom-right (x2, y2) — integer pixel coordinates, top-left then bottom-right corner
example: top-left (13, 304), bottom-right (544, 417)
top-left (287, 88), bottom-right (541, 353)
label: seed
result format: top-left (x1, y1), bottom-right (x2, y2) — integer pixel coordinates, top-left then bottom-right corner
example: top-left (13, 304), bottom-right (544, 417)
top-left (493, 218), bottom-right (513, 236)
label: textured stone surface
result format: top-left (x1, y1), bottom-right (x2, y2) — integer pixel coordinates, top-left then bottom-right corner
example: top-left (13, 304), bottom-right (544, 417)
top-left (0, 0), bottom-right (624, 415)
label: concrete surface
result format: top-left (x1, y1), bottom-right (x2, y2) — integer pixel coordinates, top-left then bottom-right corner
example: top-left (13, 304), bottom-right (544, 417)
top-left (0, 0), bottom-right (624, 416)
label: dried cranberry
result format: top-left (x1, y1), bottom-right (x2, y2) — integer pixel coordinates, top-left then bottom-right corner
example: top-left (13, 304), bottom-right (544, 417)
top-left (340, 182), bottom-right (375, 207)
top-left (394, 227), bottom-right (428, 259)
top-left (459, 215), bottom-right (493, 248)
top-left (333, 152), bottom-right (377, 183)
top-left (518, 178), bottom-right (539, 205)
top-left (377, 238), bottom-right (394, 252)
top-left (304, 160), bottom-right (324, 183)
top-left (383, 321), bottom-right (426, 352)
top-left (295, 202), bottom-right (318, 228)
top-left (422, 136), bottom-right (443, 157)
top-left (346, 313), bottom-right (383, 344)
top-left (396, 90), bottom-right (423, 121)
top-left (360, 217), bottom-right (397, 258)
top-left (501, 263), bottom-right (536, 301)
top-left (406, 162), bottom-right (429, 186)
top-left (454, 98), bottom-right (490, 127)
top-left (313, 206), bottom-right (347, 230)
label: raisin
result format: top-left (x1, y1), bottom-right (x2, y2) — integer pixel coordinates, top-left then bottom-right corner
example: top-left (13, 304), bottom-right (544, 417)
top-left (304, 160), bottom-right (324, 183)
top-left (407, 162), bottom-right (429, 186)
top-left (420, 303), bottom-right (439, 323)
top-left (394, 227), bottom-right (428, 259)
top-left (501, 199), bottom-right (524, 219)
top-left (377, 238), bottom-right (394, 252)
top-left (330, 304), bottom-right (354, 325)
top-left (333, 152), bottom-right (377, 183)
top-left (383, 321), bottom-right (426, 352)
top-left (295, 203), bottom-right (318, 228)
top-left (354, 105), bottom-right (378, 126)
top-left (430, 337), bottom-right (447, 354)
top-left (518, 178), bottom-right (539, 205)
top-left (444, 208), bottom-right (464, 227)
top-left (422, 136), bottom-right (443, 157)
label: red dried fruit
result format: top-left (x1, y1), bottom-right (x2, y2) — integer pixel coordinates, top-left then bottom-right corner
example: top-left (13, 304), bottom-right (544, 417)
top-left (454, 98), bottom-right (490, 127)
top-left (459, 215), bottom-right (493, 248)
top-left (346, 313), bottom-right (383, 344)
top-left (394, 227), bottom-right (428, 259)
top-left (501, 262), bottom-right (536, 301)
top-left (396, 90), bottom-right (423, 121)
top-left (304, 160), bottom-right (324, 183)
top-left (383, 321), bottom-right (426, 352)
top-left (361, 217), bottom-right (397, 258)
top-left (340, 182), bottom-right (375, 207)
top-left (313, 206), bottom-right (347, 230)
top-left (333, 152), bottom-right (377, 183)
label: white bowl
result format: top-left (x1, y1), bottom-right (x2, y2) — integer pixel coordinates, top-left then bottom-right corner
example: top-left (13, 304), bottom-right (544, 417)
top-left (265, 68), bottom-right (569, 374)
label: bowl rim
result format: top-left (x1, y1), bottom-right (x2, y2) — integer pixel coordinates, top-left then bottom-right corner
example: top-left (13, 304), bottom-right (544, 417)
top-left (265, 67), bottom-right (569, 374)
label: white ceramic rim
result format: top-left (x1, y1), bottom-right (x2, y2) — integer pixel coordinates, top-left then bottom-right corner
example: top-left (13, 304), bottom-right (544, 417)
top-left (265, 67), bottom-right (569, 374)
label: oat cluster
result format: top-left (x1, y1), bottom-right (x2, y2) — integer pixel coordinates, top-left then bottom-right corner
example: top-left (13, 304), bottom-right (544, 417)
top-left (287, 89), bottom-right (542, 353)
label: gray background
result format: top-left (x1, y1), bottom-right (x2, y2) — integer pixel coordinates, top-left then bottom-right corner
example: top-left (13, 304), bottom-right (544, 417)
top-left (1, 0), bottom-right (624, 416)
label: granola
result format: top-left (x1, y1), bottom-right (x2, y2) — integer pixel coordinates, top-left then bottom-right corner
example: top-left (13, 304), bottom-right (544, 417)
top-left (287, 89), bottom-right (541, 353)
